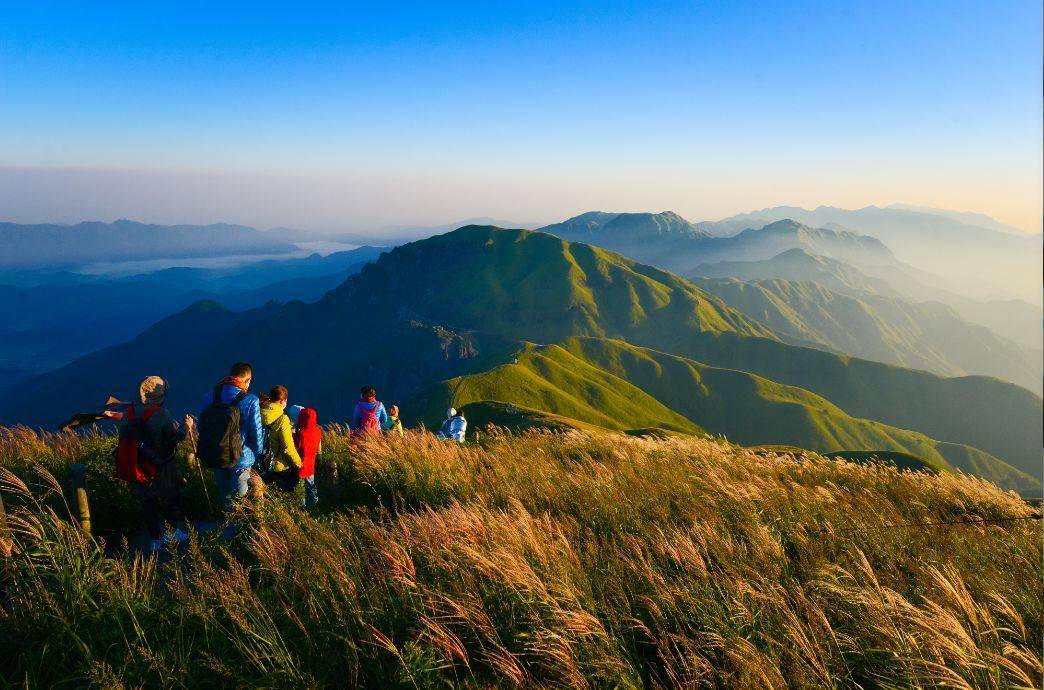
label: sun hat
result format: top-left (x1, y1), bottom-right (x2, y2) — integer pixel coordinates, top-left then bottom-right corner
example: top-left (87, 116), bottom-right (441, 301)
top-left (138, 375), bottom-right (167, 406)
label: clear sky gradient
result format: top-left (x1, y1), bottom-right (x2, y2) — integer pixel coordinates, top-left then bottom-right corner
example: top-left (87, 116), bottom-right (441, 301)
top-left (1, 1), bottom-right (1040, 233)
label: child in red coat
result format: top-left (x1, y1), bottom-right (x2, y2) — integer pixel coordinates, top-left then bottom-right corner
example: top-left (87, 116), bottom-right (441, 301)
top-left (293, 407), bottom-right (322, 507)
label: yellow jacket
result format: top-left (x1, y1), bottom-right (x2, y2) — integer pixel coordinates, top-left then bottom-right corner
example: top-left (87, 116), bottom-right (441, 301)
top-left (261, 402), bottom-right (302, 473)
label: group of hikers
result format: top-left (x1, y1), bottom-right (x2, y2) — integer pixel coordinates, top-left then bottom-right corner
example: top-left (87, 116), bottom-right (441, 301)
top-left (111, 361), bottom-right (467, 553)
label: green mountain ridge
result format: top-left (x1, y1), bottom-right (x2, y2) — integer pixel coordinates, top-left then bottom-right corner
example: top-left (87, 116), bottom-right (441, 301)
top-left (691, 276), bottom-right (1042, 392)
top-left (692, 248), bottom-right (898, 297)
top-left (1, 225), bottom-right (1038, 493)
top-left (413, 342), bottom-right (705, 436)
top-left (689, 247), bottom-right (1043, 352)
top-left (414, 338), bottom-right (1037, 493)
top-left (0, 225), bottom-right (769, 425)
top-left (661, 330), bottom-right (1041, 482)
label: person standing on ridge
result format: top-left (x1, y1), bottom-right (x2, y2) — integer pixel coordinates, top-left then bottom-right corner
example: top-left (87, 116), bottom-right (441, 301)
top-left (196, 362), bottom-right (264, 510)
top-left (294, 406), bottom-right (322, 507)
top-left (351, 386), bottom-right (388, 438)
top-left (113, 375), bottom-right (193, 553)
top-left (259, 385), bottom-right (303, 492)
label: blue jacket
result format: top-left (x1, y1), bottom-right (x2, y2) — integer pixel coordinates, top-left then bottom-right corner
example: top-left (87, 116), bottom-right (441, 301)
top-left (200, 385), bottom-right (263, 470)
top-left (438, 415), bottom-right (467, 443)
top-left (352, 400), bottom-right (388, 430)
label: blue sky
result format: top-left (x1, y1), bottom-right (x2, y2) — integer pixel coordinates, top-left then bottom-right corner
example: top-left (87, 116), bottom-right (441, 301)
top-left (0, 1), bottom-right (1040, 232)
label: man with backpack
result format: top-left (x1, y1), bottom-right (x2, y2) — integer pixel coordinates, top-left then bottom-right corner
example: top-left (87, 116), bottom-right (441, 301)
top-left (114, 375), bottom-right (193, 552)
top-left (436, 407), bottom-right (467, 443)
top-left (351, 386), bottom-right (388, 438)
top-left (196, 362), bottom-right (264, 509)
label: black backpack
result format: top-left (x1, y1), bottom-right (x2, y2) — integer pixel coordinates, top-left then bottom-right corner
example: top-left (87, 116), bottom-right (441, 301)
top-left (197, 386), bottom-right (246, 469)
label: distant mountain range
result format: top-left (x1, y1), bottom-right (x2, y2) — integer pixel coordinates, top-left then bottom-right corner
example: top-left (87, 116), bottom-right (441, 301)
top-left (698, 204), bottom-right (1042, 303)
top-left (539, 214), bottom-right (895, 276)
top-left (2, 226), bottom-right (1038, 494)
top-left (0, 220), bottom-right (308, 269)
top-left (690, 247), bottom-right (1042, 353)
top-left (691, 276), bottom-right (1041, 392)
top-left (693, 248), bottom-right (898, 296)
top-left (544, 210), bottom-right (1040, 367)
top-left (699, 204), bottom-right (1036, 243)
top-left (885, 203), bottom-right (1030, 235)
top-left (0, 247), bottom-right (383, 387)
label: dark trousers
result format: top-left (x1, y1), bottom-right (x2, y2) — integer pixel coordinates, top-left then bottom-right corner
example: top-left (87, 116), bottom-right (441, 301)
top-left (132, 461), bottom-right (183, 539)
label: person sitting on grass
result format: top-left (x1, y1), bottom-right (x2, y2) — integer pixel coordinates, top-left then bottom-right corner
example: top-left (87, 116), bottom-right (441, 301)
top-left (436, 407), bottom-right (467, 443)
top-left (351, 386), bottom-right (388, 438)
top-left (293, 406), bottom-right (322, 507)
top-left (260, 385), bottom-right (302, 492)
top-left (383, 403), bottom-right (404, 437)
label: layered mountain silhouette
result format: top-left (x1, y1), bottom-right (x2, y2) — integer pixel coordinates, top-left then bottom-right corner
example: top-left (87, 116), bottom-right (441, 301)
top-left (691, 248), bottom-right (1043, 352)
top-left (2, 225), bottom-right (1039, 493)
top-left (698, 204), bottom-right (1043, 303)
top-left (0, 220), bottom-right (311, 269)
top-left (0, 247), bottom-right (383, 387)
top-left (693, 248), bottom-right (898, 297)
top-left (540, 213), bottom-right (895, 276)
top-left (691, 276), bottom-right (1042, 392)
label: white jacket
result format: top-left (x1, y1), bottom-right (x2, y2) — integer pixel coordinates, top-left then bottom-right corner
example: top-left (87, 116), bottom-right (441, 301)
top-left (438, 415), bottom-right (467, 442)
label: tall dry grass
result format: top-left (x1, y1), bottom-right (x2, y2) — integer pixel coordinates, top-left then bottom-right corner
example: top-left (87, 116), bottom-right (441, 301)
top-left (0, 426), bottom-right (1039, 688)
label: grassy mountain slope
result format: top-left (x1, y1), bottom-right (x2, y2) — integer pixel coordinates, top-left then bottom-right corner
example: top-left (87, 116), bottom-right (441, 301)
top-left (948, 298), bottom-right (1043, 351)
top-left (691, 248), bottom-right (898, 296)
top-left (3, 429), bottom-right (1039, 687)
top-left (667, 331), bottom-right (1042, 482)
top-left (689, 248), bottom-right (1042, 353)
top-left (691, 277), bottom-right (1041, 392)
top-left (321, 224), bottom-right (772, 344)
top-left (414, 343), bottom-right (705, 435)
top-left (553, 337), bottom-right (1037, 492)
top-left (824, 450), bottom-right (946, 474)
top-left (0, 226), bottom-right (768, 426)
top-left (2, 226), bottom-right (1038, 492)
top-left (413, 338), bottom-right (1037, 493)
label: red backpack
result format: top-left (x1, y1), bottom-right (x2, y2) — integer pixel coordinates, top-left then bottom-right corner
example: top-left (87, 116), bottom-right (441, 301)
top-left (114, 404), bottom-right (161, 484)
top-left (354, 400), bottom-right (382, 436)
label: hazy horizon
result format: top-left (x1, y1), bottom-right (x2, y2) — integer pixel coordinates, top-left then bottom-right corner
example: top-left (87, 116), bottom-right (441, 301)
top-left (0, 165), bottom-right (1038, 238)
top-left (2, 2), bottom-right (1041, 235)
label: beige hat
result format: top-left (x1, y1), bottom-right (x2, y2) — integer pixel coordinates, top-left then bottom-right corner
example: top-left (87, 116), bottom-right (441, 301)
top-left (138, 376), bottom-right (167, 405)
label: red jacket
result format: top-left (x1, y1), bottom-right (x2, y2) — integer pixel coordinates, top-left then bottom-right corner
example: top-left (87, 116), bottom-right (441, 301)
top-left (293, 407), bottom-right (322, 479)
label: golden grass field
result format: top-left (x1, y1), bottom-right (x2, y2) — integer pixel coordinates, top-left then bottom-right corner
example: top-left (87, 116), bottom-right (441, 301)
top-left (0, 425), bottom-right (1039, 688)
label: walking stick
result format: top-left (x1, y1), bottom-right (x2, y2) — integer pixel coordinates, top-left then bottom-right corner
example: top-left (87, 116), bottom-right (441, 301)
top-left (186, 418), bottom-right (212, 511)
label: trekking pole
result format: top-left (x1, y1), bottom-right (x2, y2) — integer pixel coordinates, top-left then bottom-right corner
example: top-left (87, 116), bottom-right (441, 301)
top-left (186, 418), bottom-right (212, 511)
top-left (68, 463), bottom-right (91, 534)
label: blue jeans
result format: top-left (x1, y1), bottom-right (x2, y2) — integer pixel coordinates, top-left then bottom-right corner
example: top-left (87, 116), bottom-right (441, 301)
top-left (302, 475), bottom-right (318, 508)
top-left (214, 467), bottom-right (251, 510)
